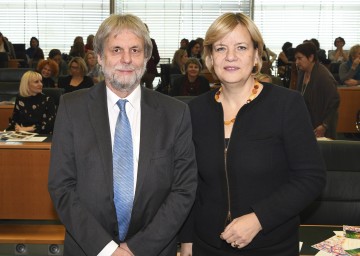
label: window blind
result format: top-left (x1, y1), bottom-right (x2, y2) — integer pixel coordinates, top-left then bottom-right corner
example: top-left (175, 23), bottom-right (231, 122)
top-left (0, 0), bottom-right (109, 58)
top-left (116, 0), bottom-right (252, 60)
top-left (253, 0), bottom-right (360, 61)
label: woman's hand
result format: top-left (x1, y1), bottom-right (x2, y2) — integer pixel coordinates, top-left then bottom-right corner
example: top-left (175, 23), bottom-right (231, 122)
top-left (180, 243), bottom-right (193, 256)
top-left (15, 124), bottom-right (35, 132)
top-left (352, 57), bottom-right (360, 70)
top-left (220, 213), bottom-right (262, 249)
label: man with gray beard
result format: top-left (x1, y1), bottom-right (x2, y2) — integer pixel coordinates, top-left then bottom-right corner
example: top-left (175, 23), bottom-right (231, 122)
top-left (48, 14), bottom-right (197, 256)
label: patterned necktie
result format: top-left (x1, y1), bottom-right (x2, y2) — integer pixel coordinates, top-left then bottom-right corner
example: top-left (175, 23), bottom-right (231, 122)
top-left (113, 99), bottom-right (134, 241)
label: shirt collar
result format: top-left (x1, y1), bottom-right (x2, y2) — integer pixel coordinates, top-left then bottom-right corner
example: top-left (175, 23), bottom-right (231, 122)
top-left (106, 85), bottom-right (141, 110)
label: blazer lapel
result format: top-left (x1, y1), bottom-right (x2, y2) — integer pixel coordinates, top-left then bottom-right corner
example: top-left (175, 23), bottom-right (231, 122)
top-left (134, 87), bottom-right (161, 204)
top-left (88, 83), bottom-right (114, 191)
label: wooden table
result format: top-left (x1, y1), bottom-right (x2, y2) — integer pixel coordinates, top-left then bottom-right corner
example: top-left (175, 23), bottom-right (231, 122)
top-left (0, 141), bottom-right (57, 220)
top-left (0, 224), bottom-right (64, 244)
top-left (0, 141), bottom-right (64, 255)
top-left (337, 87), bottom-right (360, 133)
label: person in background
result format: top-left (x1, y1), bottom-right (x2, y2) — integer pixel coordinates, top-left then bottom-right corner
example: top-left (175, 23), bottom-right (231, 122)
top-left (48, 13), bottom-right (197, 256)
top-left (308, 38), bottom-right (329, 64)
top-left (69, 36), bottom-right (84, 53)
top-left (85, 34), bottom-right (94, 53)
top-left (0, 32), bottom-right (16, 59)
top-left (84, 51), bottom-right (104, 84)
top-left (48, 49), bottom-right (69, 78)
top-left (339, 44), bottom-right (360, 86)
top-left (295, 42), bottom-right (340, 139)
top-left (69, 41), bottom-right (85, 59)
top-left (277, 41), bottom-right (293, 77)
top-left (186, 40), bottom-right (202, 66)
top-left (25, 37), bottom-right (44, 68)
top-left (7, 71), bottom-right (56, 134)
top-left (261, 44), bottom-right (277, 75)
top-left (170, 49), bottom-right (188, 75)
top-left (328, 37), bottom-right (348, 63)
top-left (58, 57), bottom-right (93, 93)
top-left (170, 58), bottom-right (210, 96)
top-left (180, 38), bottom-right (189, 50)
top-left (195, 37), bottom-right (204, 56)
top-left (141, 23), bottom-right (160, 89)
top-left (37, 59), bottom-right (59, 88)
top-left (179, 12), bottom-right (326, 256)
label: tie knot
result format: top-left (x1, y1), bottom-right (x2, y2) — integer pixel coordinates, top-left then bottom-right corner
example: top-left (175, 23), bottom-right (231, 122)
top-left (117, 99), bottom-right (128, 112)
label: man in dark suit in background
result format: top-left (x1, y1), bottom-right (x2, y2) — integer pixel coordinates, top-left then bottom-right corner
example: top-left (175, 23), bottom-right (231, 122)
top-left (48, 14), bottom-right (197, 256)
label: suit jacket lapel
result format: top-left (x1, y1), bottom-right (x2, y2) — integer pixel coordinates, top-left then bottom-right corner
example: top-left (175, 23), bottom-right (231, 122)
top-left (134, 87), bottom-right (161, 204)
top-left (88, 82), bottom-right (114, 191)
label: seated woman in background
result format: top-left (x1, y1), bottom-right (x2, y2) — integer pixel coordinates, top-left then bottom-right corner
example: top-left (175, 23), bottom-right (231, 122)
top-left (85, 34), bottom-right (94, 53)
top-left (0, 32), bottom-right (16, 60)
top-left (170, 58), bottom-right (210, 96)
top-left (7, 71), bottom-right (56, 134)
top-left (25, 37), bottom-right (44, 68)
top-left (277, 41), bottom-right (293, 77)
top-left (58, 57), bottom-right (94, 93)
top-left (170, 49), bottom-right (188, 75)
top-left (328, 37), bottom-right (348, 63)
top-left (69, 41), bottom-right (85, 59)
top-left (339, 44), bottom-right (360, 86)
top-left (37, 59), bottom-right (59, 88)
top-left (186, 40), bottom-right (203, 66)
top-left (261, 44), bottom-right (277, 75)
top-left (84, 51), bottom-right (104, 84)
top-left (48, 49), bottom-right (68, 78)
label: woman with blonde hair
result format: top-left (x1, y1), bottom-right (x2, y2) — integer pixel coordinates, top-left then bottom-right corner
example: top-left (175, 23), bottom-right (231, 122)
top-left (170, 49), bottom-right (188, 75)
top-left (58, 57), bottom-right (94, 93)
top-left (339, 44), bottom-right (360, 86)
top-left (7, 71), bottom-right (56, 134)
top-left (179, 12), bottom-right (325, 255)
top-left (84, 51), bottom-right (104, 84)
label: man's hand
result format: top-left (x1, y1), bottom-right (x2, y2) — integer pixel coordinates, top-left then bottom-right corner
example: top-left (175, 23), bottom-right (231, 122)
top-left (314, 124), bottom-right (326, 138)
top-left (111, 243), bottom-right (134, 256)
top-left (180, 243), bottom-right (192, 256)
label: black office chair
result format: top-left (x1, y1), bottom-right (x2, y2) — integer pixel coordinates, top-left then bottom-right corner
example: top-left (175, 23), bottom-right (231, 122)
top-left (169, 74), bottom-right (183, 89)
top-left (156, 64), bottom-right (171, 95)
top-left (0, 52), bottom-right (9, 68)
top-left (42, 88), bottom-right (64, 107)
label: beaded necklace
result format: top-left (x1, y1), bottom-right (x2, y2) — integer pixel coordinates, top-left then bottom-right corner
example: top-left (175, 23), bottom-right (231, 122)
top-left (215, 81), bottom-right (260, 126)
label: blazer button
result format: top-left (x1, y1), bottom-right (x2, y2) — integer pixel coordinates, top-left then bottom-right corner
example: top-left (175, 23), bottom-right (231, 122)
top-left (113, 230), bottom-right (118, 237)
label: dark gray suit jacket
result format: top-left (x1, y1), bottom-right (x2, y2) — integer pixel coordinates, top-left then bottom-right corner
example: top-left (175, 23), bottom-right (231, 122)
top-left (48, 82), bottom-right (197, 256)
